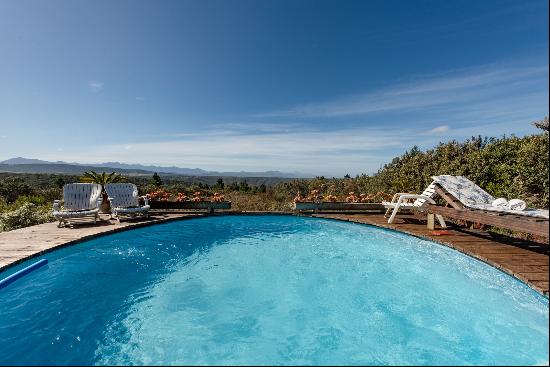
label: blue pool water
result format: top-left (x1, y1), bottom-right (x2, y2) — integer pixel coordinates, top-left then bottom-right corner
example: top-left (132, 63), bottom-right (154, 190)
top-left (0, 215), bottom-right (548, 365)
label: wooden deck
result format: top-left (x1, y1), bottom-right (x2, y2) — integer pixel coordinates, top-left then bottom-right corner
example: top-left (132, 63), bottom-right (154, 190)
top-left (0, 211), bottom-right (548, 296)
top-left (0, 213), bottom-right (204, 271)
top-left (312, 212), bottom-right (549, 296)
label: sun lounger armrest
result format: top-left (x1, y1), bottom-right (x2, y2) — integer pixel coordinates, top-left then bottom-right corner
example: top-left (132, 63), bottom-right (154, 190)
top-left (396, 194), bottom-right (436, 205)
top-left (141, 194), bottom-right (149, 206)
top-left (391, 193), bottom-right (412, 203)
top-left (53, 200), bottom-right (61, 211)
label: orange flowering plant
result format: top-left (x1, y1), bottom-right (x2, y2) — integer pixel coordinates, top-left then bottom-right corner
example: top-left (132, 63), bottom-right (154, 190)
top-left (345, 192), bottom-right (359, 203)
top-left (148, 189), bottom-right (170, 201)
top-left (211, 192), bottom-right (225, 202)
top-left (293, 193), bottom-right (306, 203)
top-left (176, 193), bottom-right (189, 202)
top-left (324, 194), bottom-right (338, 202)
top-left (306, 189), bottom-right (322, 203)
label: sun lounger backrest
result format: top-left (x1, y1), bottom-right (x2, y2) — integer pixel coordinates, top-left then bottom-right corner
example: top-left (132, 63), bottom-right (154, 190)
top-left (431, 175), bottom-right (494, 208)
top-left (63, 183), bottom-right (102, 211)
top-left (412, 182), bottom-right (438, 207)
top-left (105, 183), bottom-right (140, 208)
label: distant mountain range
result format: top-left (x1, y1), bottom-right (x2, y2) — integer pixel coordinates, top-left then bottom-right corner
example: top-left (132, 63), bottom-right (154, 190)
top-left (0, 157), bottom-right (311, 178)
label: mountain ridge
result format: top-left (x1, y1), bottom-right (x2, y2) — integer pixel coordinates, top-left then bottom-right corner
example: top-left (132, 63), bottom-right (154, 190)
top-left (0, 157), bottom-right (312, 178)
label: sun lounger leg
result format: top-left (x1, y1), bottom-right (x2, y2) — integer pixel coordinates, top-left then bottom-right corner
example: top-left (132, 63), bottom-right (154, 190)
top-left (388, 205), bottom-right (400, 224)
top-left (436, 214), bottom-right (446, 228)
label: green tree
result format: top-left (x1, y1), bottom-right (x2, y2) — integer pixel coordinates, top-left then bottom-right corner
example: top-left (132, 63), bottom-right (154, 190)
top-left (151, 172), bottom-right (163, 187)
top-left (55, 177), bottom-right (66, 189)
top-left (0, 178), bottom-right (33, 203)
top-left (215, 178), bottom-right (225, 190)
top-left (239, 181), bottom-right (250, 192)
top-left (533, 116), bottom-right (549, 132)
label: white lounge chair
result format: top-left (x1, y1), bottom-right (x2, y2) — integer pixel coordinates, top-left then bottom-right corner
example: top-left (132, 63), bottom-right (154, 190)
top-left (426, 175), bottom-right (549, 238)
top-left (431, 175), bottom-right (549, 219)
top-left (105, 183), bottom-right (150, 222)
top-left (53, 183), bottom-right (102, 227)
top-left (383, 181), bottom-right (447, 227)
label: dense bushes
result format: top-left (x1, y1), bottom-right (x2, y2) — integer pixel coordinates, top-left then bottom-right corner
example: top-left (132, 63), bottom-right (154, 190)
top-left (0, 202), bottom-right (53, 232)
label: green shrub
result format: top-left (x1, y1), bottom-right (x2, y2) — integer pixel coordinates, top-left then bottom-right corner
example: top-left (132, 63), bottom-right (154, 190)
top-left (0, 203), bottom-right (54, 232)
top-left (0, 177), bottom-right (33, 203)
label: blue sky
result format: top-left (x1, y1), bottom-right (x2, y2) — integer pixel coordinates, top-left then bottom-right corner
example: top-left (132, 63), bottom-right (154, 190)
top-left (0, 0), bottom-right (548, 176)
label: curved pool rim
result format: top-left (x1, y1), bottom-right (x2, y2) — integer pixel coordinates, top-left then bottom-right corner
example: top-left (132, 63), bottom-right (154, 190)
top-left (0, 212), bottom-right (547, 298)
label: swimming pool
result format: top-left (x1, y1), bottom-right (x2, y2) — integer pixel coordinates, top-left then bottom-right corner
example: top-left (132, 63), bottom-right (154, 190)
top-left (0, 215), bottom-right (548, 365)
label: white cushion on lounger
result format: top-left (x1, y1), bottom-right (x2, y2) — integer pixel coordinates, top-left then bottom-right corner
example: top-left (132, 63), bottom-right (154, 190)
top-left (469, 204), bottom-right (549, 219)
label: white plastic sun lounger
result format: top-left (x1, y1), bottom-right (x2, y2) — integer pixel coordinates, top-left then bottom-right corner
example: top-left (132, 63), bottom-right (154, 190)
top-left (52, 183), bottom-right (102, 227)
top-left (382, 182), bottom-right (447, 227)
top-left (105, 183), bottom-right (150, 222)
top-left (431, 175), bottom-right (549, 219)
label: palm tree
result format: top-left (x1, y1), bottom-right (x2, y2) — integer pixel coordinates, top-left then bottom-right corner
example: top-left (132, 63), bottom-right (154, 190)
top-left (80, 171), bottom-right (126, 185)
top-left (79, 171), bottom-right (126, 213)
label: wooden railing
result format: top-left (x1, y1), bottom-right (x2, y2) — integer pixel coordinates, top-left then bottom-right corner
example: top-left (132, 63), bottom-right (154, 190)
top-left (426, 204), bottom-right (549, 239)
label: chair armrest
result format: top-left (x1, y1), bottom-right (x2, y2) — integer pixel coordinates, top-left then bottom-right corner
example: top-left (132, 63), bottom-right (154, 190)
top-left (141, 194), bottom-right (149, 206)
top-left (53, 200), bottom-right (61, 211)
top-left (396, 194), bottom-right (435, 205)
top-left (391, 192), bottom-right (411, 203)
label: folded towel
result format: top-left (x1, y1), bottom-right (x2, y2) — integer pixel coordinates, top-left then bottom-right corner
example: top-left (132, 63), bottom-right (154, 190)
top-left (491, 198), bottom-right (508, 207)
top-left (508, 198), bottom-right (527, 211)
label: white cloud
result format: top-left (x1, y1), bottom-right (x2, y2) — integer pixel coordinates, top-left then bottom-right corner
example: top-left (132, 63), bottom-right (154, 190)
top-left (256, 64), bottom-right (548, 118)
top-left (88, 80), bottom-right (104, 93)
top-left (30, 113), bottom-right (544, 176)
top-left (38, 126), bottom-right (410, 176)
top-left (427, 125), bottom-right (450, 134)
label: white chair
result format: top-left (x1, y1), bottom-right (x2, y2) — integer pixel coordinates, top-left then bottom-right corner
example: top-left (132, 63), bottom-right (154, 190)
top-left (105, 183), bottom-right (150, 222)
top-left (432, 175), bottom-right (549, 219)
top-left (383, 181), bottom-right (447, 227)
top-left (53, 183), bottom-right (102, 227)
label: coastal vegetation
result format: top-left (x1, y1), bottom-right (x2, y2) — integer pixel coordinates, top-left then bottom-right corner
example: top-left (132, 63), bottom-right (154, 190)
top-left (0, 117), bottom-right (548, 233)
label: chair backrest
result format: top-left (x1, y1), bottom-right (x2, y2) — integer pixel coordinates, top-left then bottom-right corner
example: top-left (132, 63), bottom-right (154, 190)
top-left (63, 183), bottom-right (102, 211)
top-left (431, 175), bottom-right (495, 208)
top-left (105, 183), bottom-right (140, 208)
top-left (412, 181), bottom-right (438, 207)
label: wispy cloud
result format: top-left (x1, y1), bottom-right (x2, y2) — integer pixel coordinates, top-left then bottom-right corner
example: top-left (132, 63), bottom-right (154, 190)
top-left (427, 125), bottom-right (450, 134)
top-left (40, 126), bottom-right (409, 175)
top-left (256, 64), bottom-right (548, 118)
top-left (88, 80), bottom-right (104, 93)
top-left (32, 112), bottom-right (544, 176)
